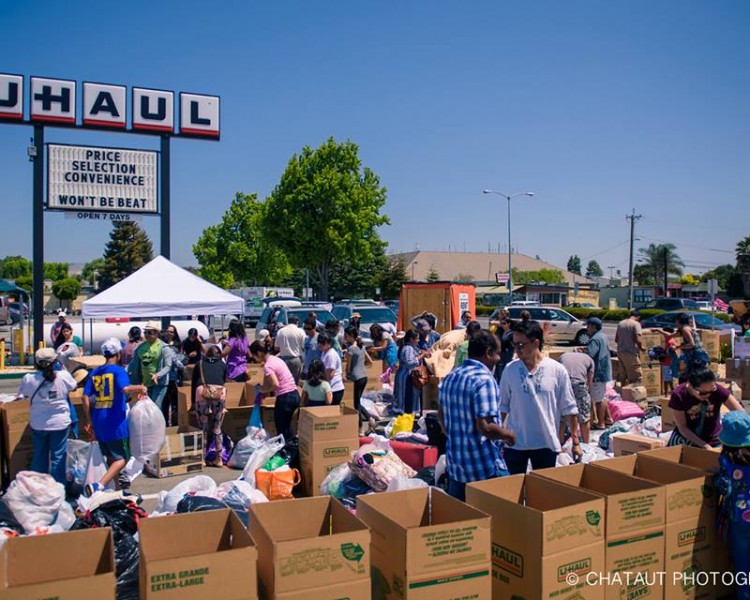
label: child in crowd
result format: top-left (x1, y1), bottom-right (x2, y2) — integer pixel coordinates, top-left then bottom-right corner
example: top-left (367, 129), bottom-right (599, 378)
top-left (300, 359), bottom-right (332, 407)
top-left (716, 411), bottom-right (750, 599)
top-left (657, 327), bottom-right (679, 395)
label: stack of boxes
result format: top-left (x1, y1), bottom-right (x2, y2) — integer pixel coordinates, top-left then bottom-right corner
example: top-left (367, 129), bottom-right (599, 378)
top-left (298, 406), bottom-right (359, 497)
top-left (726, 357), bottom-right (750, 402)
top-left (143, 425), bottom-right (204, 478)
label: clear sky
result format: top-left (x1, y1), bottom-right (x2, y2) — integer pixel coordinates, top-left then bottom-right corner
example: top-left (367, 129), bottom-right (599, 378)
top-left (0, 1), bottom-right (747, 276)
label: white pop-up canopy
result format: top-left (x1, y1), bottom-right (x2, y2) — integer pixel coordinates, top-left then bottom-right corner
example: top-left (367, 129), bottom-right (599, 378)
top-left (82, 255), bottom-right (244, 318)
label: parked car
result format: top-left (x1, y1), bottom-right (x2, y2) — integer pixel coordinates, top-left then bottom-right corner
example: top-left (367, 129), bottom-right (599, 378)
top-left (568, 302), bottom-right (596, 309)
top-left (500, 306), bottom-right (591, 345)
top-left (338, 298), bottom-right (379, 306)
top-left (8, 301), bottom-right (29, 324)
top-left (638, 298), bottom-right (699, 312)
top-left (244, 296), bottom-right (303, 327)
top-left (384, 300), bottom-right (399, 315)
top-left (332, 305), bottom-right (398, 344)
top-left (693, 301), bottom-right (714, 312)
top-left (0, 296), bottom-right (9, 325)
top-left (640, 311), bottom-right (739, 332)
top-left (256, 305), bottom-right (337, 337)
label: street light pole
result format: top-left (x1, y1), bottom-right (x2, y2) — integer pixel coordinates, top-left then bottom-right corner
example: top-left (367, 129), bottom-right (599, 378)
top-left (483, 189), bottom-right (535, 303)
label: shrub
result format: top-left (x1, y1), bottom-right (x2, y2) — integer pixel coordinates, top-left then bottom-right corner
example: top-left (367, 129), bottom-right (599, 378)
top-left (602, 309), bottom-right (631, 321)
top-left (475, 306), bottom-right (495, 317)
top-left (634, 309), bottom-right (664, 319)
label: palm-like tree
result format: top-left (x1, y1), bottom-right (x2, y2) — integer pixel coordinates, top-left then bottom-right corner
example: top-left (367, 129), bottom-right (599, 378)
top-left (637, 243), bottom-right (684, 293)
top-left (736, 235), bottom-right (750, 260)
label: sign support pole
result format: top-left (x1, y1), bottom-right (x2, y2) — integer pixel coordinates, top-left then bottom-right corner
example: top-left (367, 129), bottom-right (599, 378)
top-left (160, 135), bottom-right (170, 330)
top-left (32, 125), bottom-right (45, 349)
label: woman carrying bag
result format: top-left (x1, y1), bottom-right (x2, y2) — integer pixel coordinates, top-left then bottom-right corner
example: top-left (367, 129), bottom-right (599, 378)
top-left (192, 345), bottom-right (227, 467)
top-left (16, 348), bottom-right (77, 484)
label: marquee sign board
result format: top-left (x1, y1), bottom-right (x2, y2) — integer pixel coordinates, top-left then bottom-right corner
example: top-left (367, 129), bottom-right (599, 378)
top-left (0, 74), bottom-right (219, 138)
top-left (47, 144), bottom-right (158, 214)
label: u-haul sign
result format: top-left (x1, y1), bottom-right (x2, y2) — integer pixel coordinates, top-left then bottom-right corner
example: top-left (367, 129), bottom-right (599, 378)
top-left (47, 144), bottom-right (158, 213)
top-left (0, 74), bottom-right (219, 138)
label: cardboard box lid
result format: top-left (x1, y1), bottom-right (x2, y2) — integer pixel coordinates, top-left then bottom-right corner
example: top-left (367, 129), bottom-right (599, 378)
top-left (139, 509), bottom-right (254, 562)
top-left (298, 406), bottom-right (359, 442)
top-left (467, 474), bottom-right (605, 556)
top-left (0, 527), bottom-right (114, 589)
top-left (533, 463), bottom-right (665, 536)
top-left (638, 445), bottom-right (720, 473)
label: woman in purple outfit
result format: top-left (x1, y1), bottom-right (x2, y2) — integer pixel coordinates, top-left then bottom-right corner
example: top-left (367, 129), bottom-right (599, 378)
top-left (221, 319), bottom-right (251, 382)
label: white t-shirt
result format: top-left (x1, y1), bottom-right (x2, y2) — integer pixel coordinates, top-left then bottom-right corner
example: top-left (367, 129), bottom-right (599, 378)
top-left (322, 348), bottom-right (345, 392)
top-left (17, 371), bottom-right (77, 431)
top-left (275, 324), bottom-right (306, 358)
top-left (499, 357), bottom-right (578, 452)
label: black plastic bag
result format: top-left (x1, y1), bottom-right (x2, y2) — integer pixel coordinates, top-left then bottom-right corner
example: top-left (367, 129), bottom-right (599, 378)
top-left (277, 438), bottom-right (300, 470)
top-left (342, 474), bottom-right (373, 499)
top-left (85, 499), bottom-right (147, 600)
top-left (414, 466), bottom-right (436, 486)
top-left (176, 495), bottom-right (229, 514)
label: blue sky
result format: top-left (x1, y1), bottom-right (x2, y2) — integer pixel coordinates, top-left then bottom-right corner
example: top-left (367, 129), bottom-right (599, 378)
top-left (0, 1), bottom-right (747, 276)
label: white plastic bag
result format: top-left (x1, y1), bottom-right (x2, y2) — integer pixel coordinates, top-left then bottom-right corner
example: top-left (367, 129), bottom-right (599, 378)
top-left (120, 457), bottom-right (144, 484)
top-left (4, 471), bottom-right (65, 532)
top-left (227, 427), bottom-right (268, 469)
top-left (216, 480), bottom-right (268, 505)
top-left (128, 398), bottom-right (166, 462)
top-left (156, 475), bottom-right (217, 514)
top-left (319, 463), bottom-right (354, 497)
top-left (386, 476), bottom-right (428, 492)
top-left (66, 439), bottom-right (91, 486)
top-left (85, 442), bottom-right (110, 487)
top-left (241, 434), bottom-right (285, 486)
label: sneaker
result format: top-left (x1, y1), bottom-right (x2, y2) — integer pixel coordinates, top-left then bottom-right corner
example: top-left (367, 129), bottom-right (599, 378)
top-left (83, 482), bottom-right (104, 497)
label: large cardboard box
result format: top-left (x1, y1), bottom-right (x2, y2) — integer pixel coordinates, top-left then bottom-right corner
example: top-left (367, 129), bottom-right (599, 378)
top-left (621, 384), bottom-right (647, 403)
top-left (641, 362), bottom-right (663, 397)
top-left (250, 496), bottom-right (370, 600)
top-left (660, 397), bottom-right (675, 432)
top-left (68, 354), bottom-right (107, 371)
top-left (357, 487), bottom-right (491, 600)
top-left (0, 527), bottom-right (115, 599)
top-left (222, 407), bottom-right (254, 443)
top-left (466, 474), bottom-right (605, 600)
top-left (638, 445), bottom-right (720, 474)
top-left (725, 357), bottom-right (750, 400)
top-left (139, 509), bottom-right (257, 600)
top-left (299, 436), bottom-right (359, 497)
top-left (642, 330), bottom-right (663, 350)
top-left (663, 512), bottom-right (716, 600)
top-left (178, 382), bottom-right (249, 429)
top-left (297, 406), bottom-right (359, 443)
top-left (143, 425), bottom-right (204, 478)
top-left (698, 329), bottom-right (720, 362)
top-left (612, 433), bottom-right (665, 456)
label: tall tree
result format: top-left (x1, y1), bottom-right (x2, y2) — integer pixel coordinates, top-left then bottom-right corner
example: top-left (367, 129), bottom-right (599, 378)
top-left (326, 240), bottom-right (388, 300)
top-left (701, 264), bottom-right (736, 290)
top-left (632, 264), bottom-right (654, 285)
top-left (97, 222), bottom-right (154, 290)
top-left (193, 192), bottom-right (290, 288)
top-left (425, 266), bottom-right (441, 283)
top-left (44, 262), bottom-right (69, 281)
top-left (567, 255), bottom-right (582, 275)
top-left (378, 257), bottom-right (408, 300)
top-left (736, 234), bottom-right (750, 260)
top-left (0, 256), bottom-right (32, 280)
top-left (512, 268), bottom-right (565, 285)
top-left (263, 137), bottom-right (389, 299)
top-left (637, 243), bottom-right (684, 291)
top-left (51, 277), bottom-right (81, 309)
top-left (585, 260), bottom-right (604, 278)
top-left (81, 258), bottom-right (106, 286)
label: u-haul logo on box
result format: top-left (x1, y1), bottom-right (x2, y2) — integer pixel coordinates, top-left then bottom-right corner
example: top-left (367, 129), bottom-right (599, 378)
top-left (323, 446), bottom-right (351, 459)
top-left (557, 558), bottom-right (593, 583)
top-left (492, 543), bottom-right (523, 577)
top-left (678, 526), bottom-right (706, 547)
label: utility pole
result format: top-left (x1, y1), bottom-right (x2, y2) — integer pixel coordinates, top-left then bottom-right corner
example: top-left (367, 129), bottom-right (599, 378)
top-left (626, 209), bottom-right (642, 309)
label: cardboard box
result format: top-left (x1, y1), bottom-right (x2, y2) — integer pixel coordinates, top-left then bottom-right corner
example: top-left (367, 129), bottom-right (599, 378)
top-left (603, 527), bottom-right (665, 600)
top-left (698, 329), bottom-right (720, 362)
top-left (68, 354), bottom-right (107, 370)
top-left (143, 425), bottom-right (204, 478)
top-left (139, 508), bottom-right (257, 600)
top-left (660, 397), bottom-right (675, 432)
top-left (638, 445), bottom-right (720, 474)
top-left (358, 487), bottom-right (492, 600)
top-left (621, 384), bottom-right (647, 403)
top-left (297, 406), bottom-right (359, 443)
top-left (249, 496), bottom-right (369, 599)
top-left (467, 474), bottom-right (605, 600)
top-left (663, 513), bottom-right (716, 600)
top-left (222, 407), bottom-right (254, 443)
top-left (532, 463), bottom-right (665, 537)
top-left (0, 527), bottom-right (115, 599)
top-left (591, 455), bottom-right (713, 524)
top-left (611, 357), bottom-right (623, 382)
top-left (641, 362), bottom-right (663, 397)
top-left (641, 330), bottom-right (663, 350)
top-left (299, 436), bottom-right (359, 497)
top-left (611, 433), bottom-right (665, 456)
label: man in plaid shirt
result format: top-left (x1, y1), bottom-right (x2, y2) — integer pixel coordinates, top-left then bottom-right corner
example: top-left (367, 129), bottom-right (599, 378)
top-left (439, 330), bottom-right (516, 501)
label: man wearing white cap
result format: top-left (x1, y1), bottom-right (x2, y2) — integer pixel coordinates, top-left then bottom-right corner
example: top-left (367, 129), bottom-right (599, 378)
top-left (49, 309), bottom-right (67, 345)
top-left (127, 321), bottom-right (174, 410)
top-left (83, 338), bottom-right (147, 495)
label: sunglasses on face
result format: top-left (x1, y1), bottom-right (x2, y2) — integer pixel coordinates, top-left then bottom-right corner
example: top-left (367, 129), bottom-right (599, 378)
top-left (695, 387), bottom-right (716, 397)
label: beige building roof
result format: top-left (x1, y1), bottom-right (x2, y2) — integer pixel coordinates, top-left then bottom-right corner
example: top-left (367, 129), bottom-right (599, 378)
top-left (389, 251), bottom-right (594, 287)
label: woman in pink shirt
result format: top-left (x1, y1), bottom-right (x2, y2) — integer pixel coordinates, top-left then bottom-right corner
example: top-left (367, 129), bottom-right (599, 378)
top-left (249, 340), bottom-right (300, 440)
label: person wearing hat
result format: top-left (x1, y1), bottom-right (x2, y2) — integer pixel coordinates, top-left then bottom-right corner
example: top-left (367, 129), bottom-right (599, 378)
top-left (49, 309), bottom-right (68, 346)
top-left (16, 347), bottom-right (77, 484)
top-left (580, 317), bottom-right (613, 430)
top-left (82, 338), bottom-right (148, 495)
top-left (127, 321), bottom-right (174, 410)
top-left (716, 410), bottom-right (750, 598)
top-left (415, 319), bottom-right (440, 353)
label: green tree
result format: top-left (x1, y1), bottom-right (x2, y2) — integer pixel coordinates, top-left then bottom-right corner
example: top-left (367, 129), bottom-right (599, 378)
top-left (637, 243), bottom-right (684, 288)
top-left (194, 192), bottom-right (291, 288)
top-left (51, 277), bottom-right (81, 309)
top-left (736, 234), bottom-right (750, 260)
top-left (512, 268), bottom-right (565, 285)
top-left (701, 264), bottom-right (736, 290)
top-left (263, 137), bottom-right (389, 299)
top-left (585, 260), bottom-right (604, 278)
top-left (378, 257), bottom-right (408, 300)
top-left (567, 255), bottom-right (582, 275)
top-left (97, 222), bottom-right (154, 290)
top-left (44, 262), bottom-right (69, 281)
top-left (425, 266), bottom-right (441, 283)
top-left (0, 256), bottom-right (32, 280)
top-left (326, 240), bottom-right (389, 300)
top-left (15, 275), bottom-right (32, 290)
top-left (81, 258), bottom-right (106, 286)
top-left (679, 274), bottom-right (700, 286)
top-left (727, 272), bottom-right (746, 297)
top-left (632, 264), bottom-right (654, 285)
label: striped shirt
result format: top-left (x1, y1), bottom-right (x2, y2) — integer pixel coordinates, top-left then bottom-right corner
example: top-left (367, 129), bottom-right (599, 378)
top-left (440, 358), bottom-right (506, 483)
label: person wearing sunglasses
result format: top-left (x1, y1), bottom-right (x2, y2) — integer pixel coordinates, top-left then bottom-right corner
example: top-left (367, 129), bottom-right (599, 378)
top-left (667, 367), bottom-right (745, 449)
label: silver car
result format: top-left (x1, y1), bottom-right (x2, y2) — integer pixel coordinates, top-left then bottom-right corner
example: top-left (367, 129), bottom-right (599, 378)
top-left (506, 306), bottom-right (590, 346)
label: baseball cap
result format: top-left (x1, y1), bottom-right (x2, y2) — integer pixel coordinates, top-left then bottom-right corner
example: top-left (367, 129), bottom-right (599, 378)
top-left (35, 347), bottom-right (57, 366)
top-left (57, 309), bottom-right (66, 317)
top-left (143, 320), bottom-right (161, 332)
top-left (101, 337), bottom-right (123, 358)
top-left (719, 411), bottom-right (750, 447)
top-left (256, 329), bottom-right (270, 341)
top-left (586, 317), bottom-right (602, 329)
top-left (351, 312), bottom-right (362, 319)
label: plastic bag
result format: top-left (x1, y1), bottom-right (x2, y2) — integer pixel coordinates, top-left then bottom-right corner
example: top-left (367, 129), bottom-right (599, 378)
top-left (4, 471), bottom-right (66, 532)
top-left (255, 465), bottom-right (300, 500)
top-left (226, 427), bottom-right (268, 469)
top-left (386, 475), bottom-right (428, 492)
top-left (0, 500), bottom-right (24, 534)
top-left (120, 457), bottom-right (144, 484)
top-left (216, 480), bottom-right (268, 506)
top-left (320, 463), bottom-right (354, 498)
top-left (176, 496), bottom-right (229, 514)
top-left (349, 438), bottom-right (416, 492)
top-left (390, 414), bottom-right (415, 439)
top-left (66, 439), bottom-right (91, 486)
top-left (85, 441), bottom-right (110, 486)
top-left (156, 475), bottom-right (218, 514)
top-left (242, 434), bottom-right (285, 485)
top-left (128, 398), bottom-right (166, 462)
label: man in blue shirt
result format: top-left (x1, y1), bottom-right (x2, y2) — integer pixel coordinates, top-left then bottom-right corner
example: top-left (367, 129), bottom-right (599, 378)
top-left (583, 317), bottom-right (613, 430)
top-left (82, 337), bottom-right (147, 495)
top-left (438, 330), bottom-right (516, 501)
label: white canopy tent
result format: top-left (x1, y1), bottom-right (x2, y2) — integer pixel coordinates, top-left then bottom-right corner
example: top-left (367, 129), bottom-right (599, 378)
top-left (82, 255), bottom-right (244, 318)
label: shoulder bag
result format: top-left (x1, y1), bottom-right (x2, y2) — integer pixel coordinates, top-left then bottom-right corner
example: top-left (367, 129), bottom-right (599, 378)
top-left (199, 361), bottom-right (226, 401)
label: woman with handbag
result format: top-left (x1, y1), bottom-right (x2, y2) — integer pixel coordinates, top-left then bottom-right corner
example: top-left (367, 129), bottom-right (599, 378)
top-left (667, 367), bottom-right (745, 448)
top-left (193, 345), bottom-right (227, 467)
top-left (394, 329), bottom-right (428, 415)
top-left (16, 348), bottom-right (77, 484)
